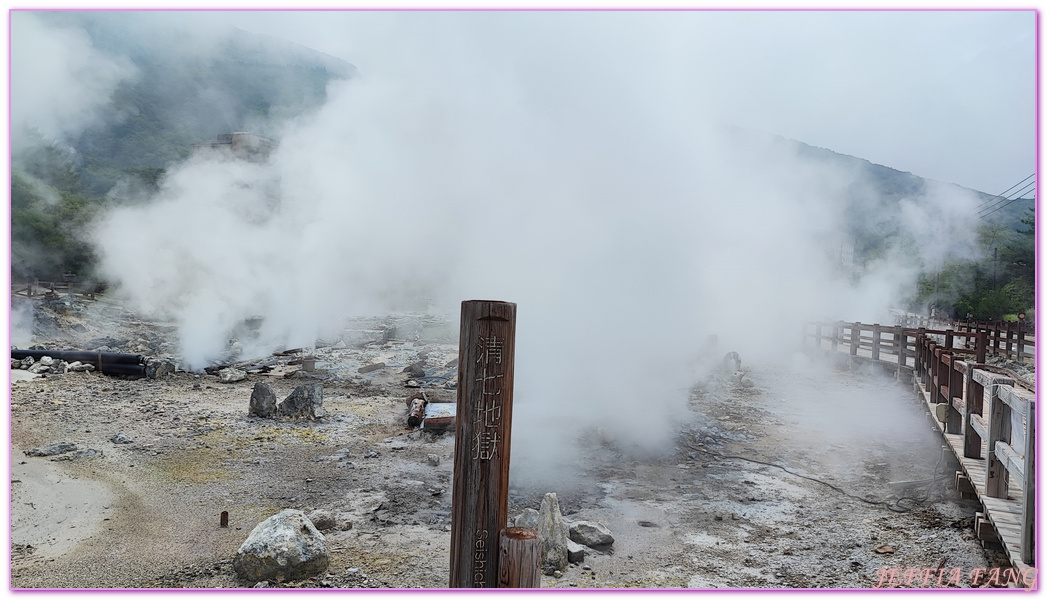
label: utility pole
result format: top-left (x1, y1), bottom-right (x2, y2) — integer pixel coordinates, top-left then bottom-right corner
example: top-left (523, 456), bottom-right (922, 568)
top-left (934, 266), bottom-right (940, 317)
top-left (992, 247), bottom-right (998, 290)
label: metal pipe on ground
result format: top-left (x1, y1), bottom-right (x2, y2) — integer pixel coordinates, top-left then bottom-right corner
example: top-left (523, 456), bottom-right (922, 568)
top-left (97, 363), bottom-right (147, 378)
top-left (11, 349), bottom-right (145, 365)
top-left (11, 349), bottom-right (147, 378)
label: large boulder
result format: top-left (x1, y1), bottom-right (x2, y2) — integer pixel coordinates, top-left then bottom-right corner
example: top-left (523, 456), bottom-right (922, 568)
top-left (249, 381), bottom-right (278, 418)
top-left (218, 368), bottom-right (247, 383)
top-left (568, 521), bottom-right (614, 548)
top-left (233, 509), bottom-right (330, 583)
top-left (514, 508), bottom-right (539, 530)
top-left (278, 383), bottom-right (324, 419)
top-left (537, 493), bottom-right (568, 575)
top-left (145, 358), bottom-right (176, 379)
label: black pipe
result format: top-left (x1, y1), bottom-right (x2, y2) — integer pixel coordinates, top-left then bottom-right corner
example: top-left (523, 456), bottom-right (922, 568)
top-left (11, 349), bottom-right (145, 365)
top-left (98, 363), bottom-right (147, 378)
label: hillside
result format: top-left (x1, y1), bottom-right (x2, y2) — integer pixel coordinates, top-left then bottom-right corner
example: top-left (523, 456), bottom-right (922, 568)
top-left (9, 12), bottom-right (1033, 323)
top-left (792, 138), bottom-right (1033, 227)
top-left (11, 11), bottom-right (357, 281)
top-left (22, 11), bottom-right (356, 197)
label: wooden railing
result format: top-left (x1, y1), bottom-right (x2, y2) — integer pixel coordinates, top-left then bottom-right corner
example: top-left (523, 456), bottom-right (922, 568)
top-left (804, 321), bottom-right (1035, 578)
top-left (11, 280), bottom-right (98, 300)
top-left (954, 319), bottom-right (1035, 363)
top-left (805, 320), bottom-right (1034, 368)
top-left (914, 331), bottom-right (1035, 570)
top-left (802, 321), bottom-right (983, 378)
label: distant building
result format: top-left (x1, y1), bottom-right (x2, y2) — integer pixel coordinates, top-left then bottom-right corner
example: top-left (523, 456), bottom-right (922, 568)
top-left (194, 132), bottom-right (276, 162)
top-left (192, 132), bottom-right (282, 221)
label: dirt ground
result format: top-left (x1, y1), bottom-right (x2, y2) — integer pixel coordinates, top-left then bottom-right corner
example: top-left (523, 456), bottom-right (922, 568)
top-left (7, 299), bottom-right (1014, 589)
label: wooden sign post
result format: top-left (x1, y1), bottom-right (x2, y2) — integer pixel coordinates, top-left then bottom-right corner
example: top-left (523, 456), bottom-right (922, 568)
top-left (449, 300), bottom-right (517, 588)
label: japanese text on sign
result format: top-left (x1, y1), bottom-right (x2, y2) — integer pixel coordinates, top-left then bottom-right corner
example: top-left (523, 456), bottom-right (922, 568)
top-left (472, 335), bottom-right (504, 461)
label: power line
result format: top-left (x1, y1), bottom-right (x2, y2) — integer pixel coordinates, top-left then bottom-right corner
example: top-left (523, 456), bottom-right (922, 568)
top-left (976, 173), bottom-right (1035, 209)
top-left (979, 179), bottom-right (1035, 211)
top-left (980, 194), bottom-right (1034, 220)
top-left (977, 174), bottom-right (1035, 216)
top-left (979, 180), bottom-right (1036, 219)
top-left (978, 180), bottom-right (1036, 215)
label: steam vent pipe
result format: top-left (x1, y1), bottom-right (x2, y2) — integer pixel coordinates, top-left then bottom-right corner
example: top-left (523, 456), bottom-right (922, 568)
top-left (11, 349), bottom-right (147, 378)
top-left (12, 349), bottom-right (145, 365)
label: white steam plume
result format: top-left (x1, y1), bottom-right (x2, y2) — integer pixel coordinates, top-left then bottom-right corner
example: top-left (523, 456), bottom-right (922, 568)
top-left (84, 14), bottom-right (985, 489)
top-left (10, 12), bottom-right (137, 153)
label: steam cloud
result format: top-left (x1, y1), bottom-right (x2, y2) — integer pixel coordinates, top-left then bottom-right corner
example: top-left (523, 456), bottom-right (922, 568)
top-left (22, 13), bottom-right (989, 488)
top-left (10, 13), bottom-right (138, 154)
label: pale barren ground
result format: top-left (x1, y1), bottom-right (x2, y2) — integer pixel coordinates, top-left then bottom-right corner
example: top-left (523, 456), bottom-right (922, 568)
top-left (7, 300), bottom-right (1011, 589)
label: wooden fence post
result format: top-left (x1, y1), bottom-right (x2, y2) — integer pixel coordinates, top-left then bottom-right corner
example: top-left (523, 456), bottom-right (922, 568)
top-left (945, 356), bottom-right (964, 434)
top-left (934, 348), bottom-right (947, 404)
top-left (449, 300), bottom-right (518, 588)
top-left (916, 329), bottom-right (927, 383)
top-left (992, 322), bottom-right (1002, 357)
top-left (976, 330), bottom-right (988, 364)
top-left (871, 324), bottom-right (881, 361)
top-left (963, 368), bottom-right (984, 459)
top-left (498, 527), bottom-right (541, 588)
top-left (1016, 321), bottom-right (1026, 362)
top-left (926, 340), bottom-right (938, 388)
top-left (1021, 400), bottom-right (1035, 565)
top-left (893, 326), bottom-right (904, 377)
top-left (985, 375), bottom-right (1015, 498)
top-left (1004, 321), bottom-right (1014, 359)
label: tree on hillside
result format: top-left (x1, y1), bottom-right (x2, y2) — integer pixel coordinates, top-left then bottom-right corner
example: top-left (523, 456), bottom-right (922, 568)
top-left (997, 207), bottom-right (1035, 291)
top-left (947, 209), bottom-right (1035, 320)
top-left (11, 169), bottom-right (99, 283)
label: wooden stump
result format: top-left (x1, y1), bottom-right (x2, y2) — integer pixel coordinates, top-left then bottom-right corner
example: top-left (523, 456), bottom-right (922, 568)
top-left (498, 527), bottom-right (541, 588)
top-left (406, 397), bottom-right (427, 427)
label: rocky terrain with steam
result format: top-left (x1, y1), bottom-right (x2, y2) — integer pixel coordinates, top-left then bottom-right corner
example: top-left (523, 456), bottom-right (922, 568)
top-left (9, 296), bottom-right (1016, 589)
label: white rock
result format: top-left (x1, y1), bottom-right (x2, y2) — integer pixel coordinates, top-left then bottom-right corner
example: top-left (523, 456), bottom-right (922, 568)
top-left (218, 368), bottom-right (247, 383)
top-left (233, 509), bottom-right (330, 583)
top-left (538, 493), bottom-right (568, 575)
top-left (569, 521), bottom-right (614, 548)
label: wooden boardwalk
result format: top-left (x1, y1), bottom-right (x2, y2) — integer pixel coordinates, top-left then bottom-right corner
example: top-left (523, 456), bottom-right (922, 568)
top-left (805, 321), bottom-right (1036, 587)
top-left (915, 384), bottom-right (1032, 577)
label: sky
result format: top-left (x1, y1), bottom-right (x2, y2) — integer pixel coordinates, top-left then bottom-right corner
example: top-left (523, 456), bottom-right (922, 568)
top-left (203, 8), bottom-right (1036, 196)
top-left (7, 5), bottom-right (1031, 194)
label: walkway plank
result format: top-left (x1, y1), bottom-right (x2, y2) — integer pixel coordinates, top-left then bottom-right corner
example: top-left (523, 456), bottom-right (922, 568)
top-left (915, 382), bottom-right (1032, 580)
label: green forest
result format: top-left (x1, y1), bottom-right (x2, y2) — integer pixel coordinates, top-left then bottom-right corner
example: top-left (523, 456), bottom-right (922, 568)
top-left (915, 208), bottom-right (1035, 322)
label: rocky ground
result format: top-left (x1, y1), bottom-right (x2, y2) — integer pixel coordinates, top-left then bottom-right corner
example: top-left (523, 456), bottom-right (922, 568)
top-left (7, 296), bottom-right (1018, 589)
